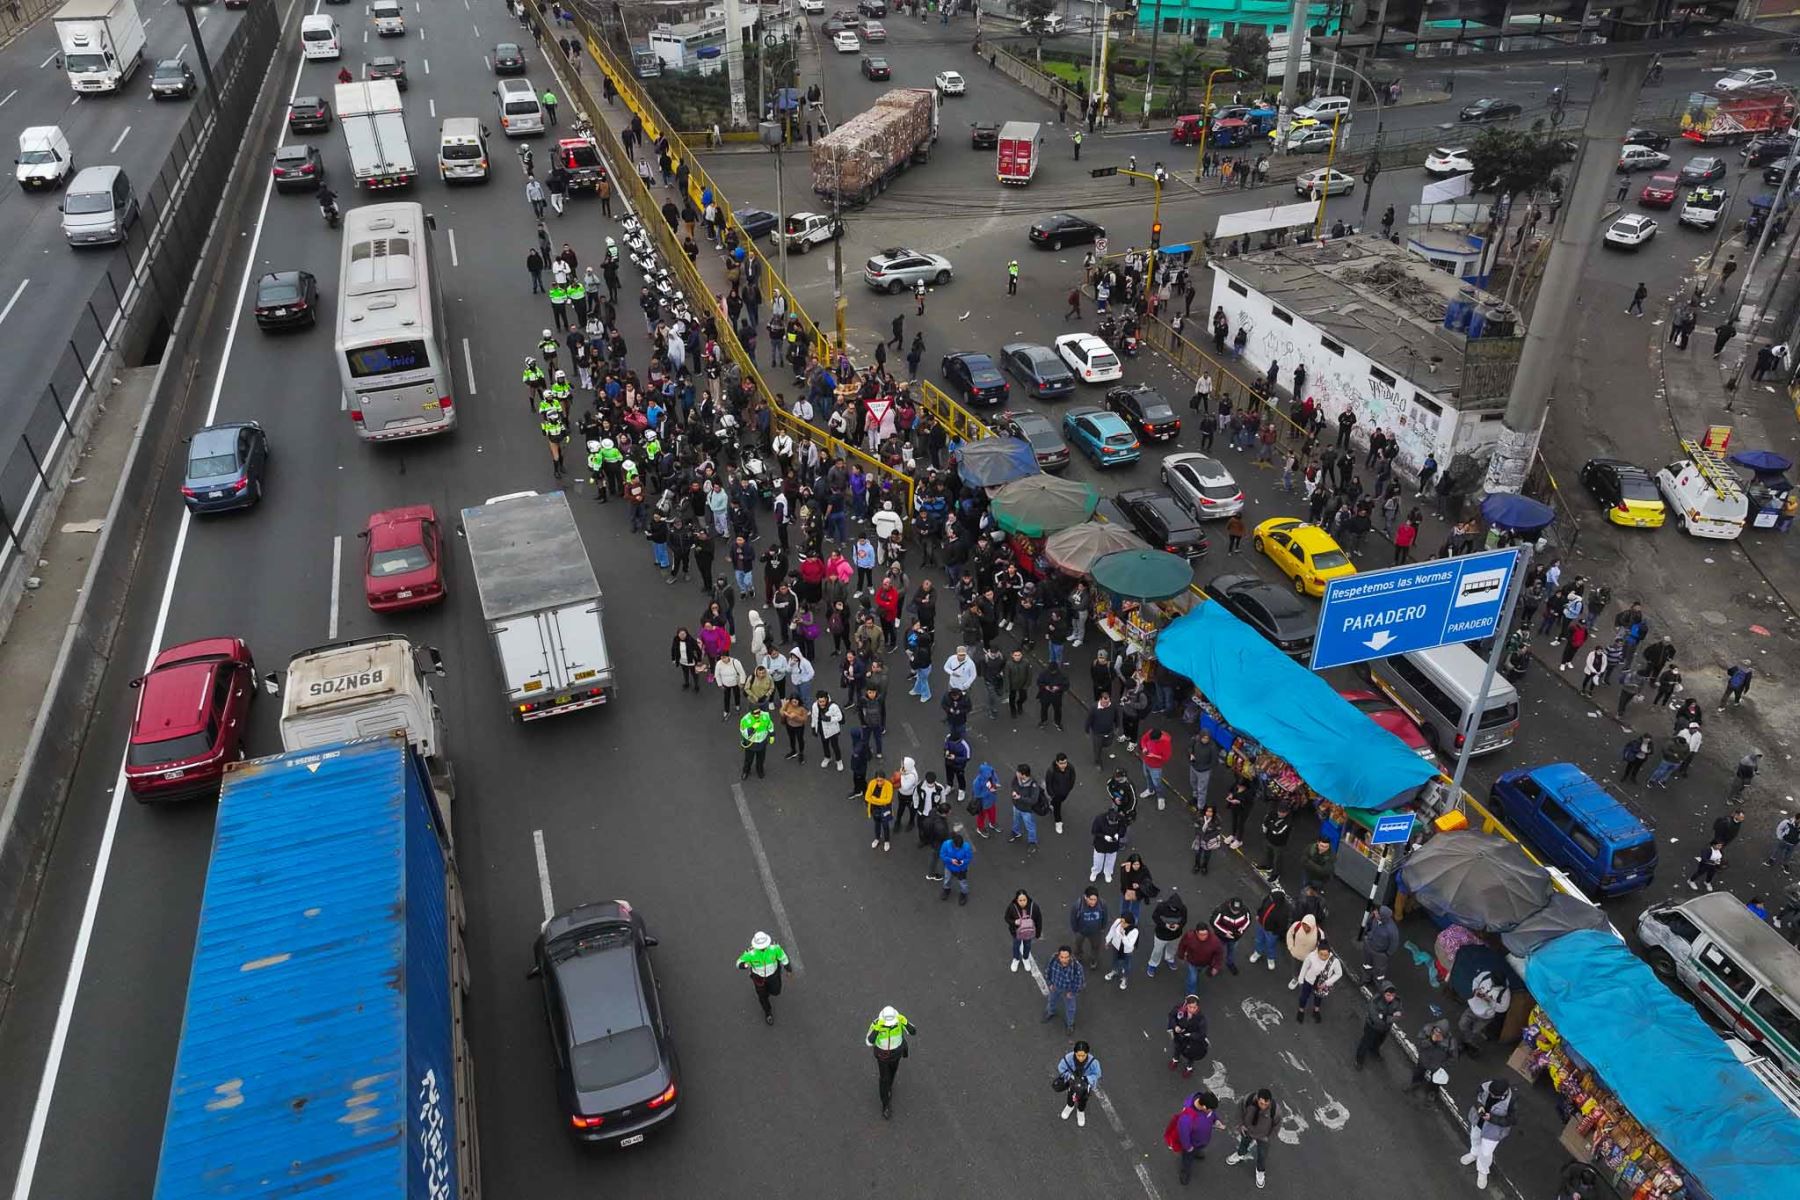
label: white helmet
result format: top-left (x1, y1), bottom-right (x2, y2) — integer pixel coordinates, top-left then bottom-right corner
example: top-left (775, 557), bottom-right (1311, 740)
top-left (750, 931), bottom-right (772, 950)
top-left (554, 370), bottom-right (567, 381)
top-left (524, 355), bottom-right (537, 368)
top-left (586, 440), bottom-right (602, 453)
top-left (542, 329), bottom-right (553, 339)
top-left (878, 1005), bottom-right (900, 1026)
top-left (622, 459), bottom-right (638, 474)
top-left (601, 438), bottom-right (615, 450)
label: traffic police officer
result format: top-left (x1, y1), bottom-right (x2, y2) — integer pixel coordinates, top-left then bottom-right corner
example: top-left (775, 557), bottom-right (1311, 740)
top-left (735, 931), bottom-right (793, 1024)
top-left (537, 328), bottom-right (561, 371)
top-left (545, 369), bottom-right (572, 410)
top-left (521, 356), bottom-right (546, 408)
top-left (866, 1005), bottom-right (918, 1119)
top-left (598, 437), bottom-right (624, 499)
top-left (585, 440), bottom-right (607, 502)
top-left (566, 272), bottom-right (588, 326)
top-left (739, 702), bottom-right (775, 779)
top-left (540, 404), bottom-right (569, 477)
top-left (1007, 260), bottom-right (1019, 296)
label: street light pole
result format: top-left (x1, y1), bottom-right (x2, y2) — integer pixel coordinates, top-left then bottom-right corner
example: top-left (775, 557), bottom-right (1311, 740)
top-left (1315, 54), bottom-right (1386, 231)
top-left (1141, 0), bottom-right (1164, 129)
top-left (180, 1), bottom-right (217, 99)
top-left (1192, 66), bottom-right (1237, 183)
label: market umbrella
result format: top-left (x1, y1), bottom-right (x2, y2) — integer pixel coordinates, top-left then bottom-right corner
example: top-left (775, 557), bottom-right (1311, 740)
top-left (1089, 548), bottom-right (1195, 601)
top-left (951, 437), bottom-right (1041, 488)
top-left (1396, 831), bottom-right (1554, 932)
top-left (990, 475), bottom-right (1099, 537)
top-left (1478, 492), bottom-right (1555, 533)
top-left (1500, 892), bottom-right (1614, 957)
top-left (1729, 449), bottom-right (1793, 477)
top-left (1044, 522), bottom-right (1147, 575)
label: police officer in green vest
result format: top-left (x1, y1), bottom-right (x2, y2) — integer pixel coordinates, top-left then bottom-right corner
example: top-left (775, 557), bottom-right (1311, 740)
top-left (641, 428), bottom-right (663, 488)
top-left (566, 274), bottom-right (588, 326)
top-left (545, 369), bottom-right (572, 409)
top-left (866, 1005), bottom-right (918, 1119)
top-left (1007, 259), bottom-right (1019, 296)
top-left (540, 406), bottom-right (568, 478)
top-left (736, 930), bottom-right (792, 1024)
top-left (598, 437), bottom-right (624, 498)
top-left (586, 440), bottom-right (608, 502)
top-left (739, 702), bottom-right (774, 780)
top-left (548, 280), bottom-right (569, 332)
top-left (521, 355), bottom-right (546, 409)
top-left (538, 328), bottom-right (561, 371)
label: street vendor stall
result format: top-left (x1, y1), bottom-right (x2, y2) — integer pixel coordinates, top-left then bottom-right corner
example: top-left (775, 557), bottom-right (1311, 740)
top-left (1044, 522), bottom-right (1147, 575)
top-left (1088, 549), bottom-right (1200, 657)
top-left (950, 436), bottom-right (1040, 488)
top-left (1514, 929), bottom-right (1800, 1200)
top-left (1729, 449), bottom-right (1797, 532)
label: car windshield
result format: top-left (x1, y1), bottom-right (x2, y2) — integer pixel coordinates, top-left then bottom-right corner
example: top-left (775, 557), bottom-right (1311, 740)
top-left (1091, 352), bottom-right (1119, 371)
top-left (127, 730), bottom-right (214, 767)
top-left (63, 190), bottom-right (114, 215)
top-left (65, 53), bottom-right (108, 70)
top-left (1311, 548), bottom-right (1351, 571)
top-left (1610, 842), bottom-right (1657, 873)
top-left (371, 544), bottom-right (430, 576)
top-left (570, 1024), bottom-right (660, 1093)
top-left (346, 339), bottom-right (430, 377)
top-left (18, 149), bottom-right (58, 164)
top-left (1690, 158), bottom-right (1719, 171)
top-left (154, 63), bottom-right (184, 78)
top-left (1201, 482), bottom-right (1240, 500)
top-left (1619, 474), bottom-right (1659, 501)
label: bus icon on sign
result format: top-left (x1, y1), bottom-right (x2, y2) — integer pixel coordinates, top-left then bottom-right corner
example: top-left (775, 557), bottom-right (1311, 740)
top-left (1455, 569), bottom-right (1507, 606)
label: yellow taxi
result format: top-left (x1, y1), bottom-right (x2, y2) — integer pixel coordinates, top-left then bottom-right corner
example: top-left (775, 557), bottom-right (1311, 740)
top-left (1579, 458), bottom-right (1667, 529)
top-left (1252, 517), bottom-right (1358, 596)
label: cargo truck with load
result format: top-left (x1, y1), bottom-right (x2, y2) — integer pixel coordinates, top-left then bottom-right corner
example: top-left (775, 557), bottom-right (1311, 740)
top-left (461, 490), bottom-right (616, 720)
top-left (53, 0), bottom-right (146, 95)
top-left (811, 86), bottom-right (939, 206)
top-left (996, 120), bottom-right (1040, 185)
top-left (336, 79), bottom-right (417, 189)
top-left (153, 735), bottom-right (480, 1199)
top-left (1679, 87), bottom-right (1797, 145)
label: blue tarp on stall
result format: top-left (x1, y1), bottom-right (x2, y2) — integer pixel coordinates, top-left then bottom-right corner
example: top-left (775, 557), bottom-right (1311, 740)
top-left (1524, 930), bottom-right (1800, 1200)
top-left (1157, 604), bottom-right (1438, 810)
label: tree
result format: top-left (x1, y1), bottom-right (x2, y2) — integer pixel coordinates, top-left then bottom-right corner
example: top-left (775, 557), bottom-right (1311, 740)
top-left (1168, 44), bottom-right (1204, 112)
top-left (1016, 0), bottom-right (1054, 64)
top-left (1225, 30), bottom-right (1268, 87)
top-left (1466, 128), bottom-right (1565, 299)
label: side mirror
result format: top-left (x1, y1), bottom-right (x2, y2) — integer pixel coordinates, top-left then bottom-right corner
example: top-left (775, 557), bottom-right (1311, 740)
top-left (262, 671), bottom-right (283, 697)
top-left (643, 935), bottom-right (660, 948)
top-left (413, 644), bottom-right (446, 678)
top-left (424, 212), bottom-right (438, 232)
top-left (526, 963), bottom-right (542, 979)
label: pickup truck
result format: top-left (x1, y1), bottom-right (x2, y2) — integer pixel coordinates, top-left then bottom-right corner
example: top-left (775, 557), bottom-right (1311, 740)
top-left (554, 133), bottom-right (606, 190)
top-left (774, 211), bottom-right (843, 252)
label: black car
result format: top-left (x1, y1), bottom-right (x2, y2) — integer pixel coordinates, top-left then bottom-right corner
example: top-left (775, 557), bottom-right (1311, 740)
top-left (287, 95), bottom-right (332, 133)
top-left (181, 422), bottom-right (268, 513)
top-left (529, 901), bottom-right (679, 1148)
top-left (1680, 155), bottom-right (1727, 185)
top-left (149, 57), bottom-right (197, 99)
top-left (734, 207), bottom-right (779, 240)
top-left (271, 144), bottom-right (325, 192)
top-left (1744, 134), bottom-right (1795, 167)
top-left (1622, 128), bottom-right (1672, 152)
top-left (998, 408), bottom-right (1071, 471)
top-left (1459, 98), bottom-right (1522, 122)
top-left (861, 56), bottom-right (890, 81)
top-left (971, 120), bottom-right (999, 150)
top-left (941, 351), bottom-right (1010, 405)
top-left (1028, 212), bottom-right (1105, 251)
top-left (1579, 457), bottom-right (1661, 514)
top-left (366, 56), bottom-right (408, 91)
top-left (1206, 573), bottom-right (1316, 658)
top-left (1000, 341), bottom-right (1074, 399)
top-left (494, 41), bottom-right (527, 74)
top-left (253, 269), bottom-right (318, 330)
top-left (1765, 156), bottom-right (1800, 186)
top-left (1116, 488), bottom-right (1208, 559)
top-left (1104, 384), bottom-right (1181, 442)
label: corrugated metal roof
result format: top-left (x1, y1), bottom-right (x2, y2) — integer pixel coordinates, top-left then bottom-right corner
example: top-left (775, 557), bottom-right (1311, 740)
top-left (155, 738), bottom-right (433, 1198)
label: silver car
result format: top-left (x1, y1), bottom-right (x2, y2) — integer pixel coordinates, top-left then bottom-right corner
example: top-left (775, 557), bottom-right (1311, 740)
top-left (863, 247), bottom-right (954, 293)
top-left (1161, 452), bottom-right (1244, 519)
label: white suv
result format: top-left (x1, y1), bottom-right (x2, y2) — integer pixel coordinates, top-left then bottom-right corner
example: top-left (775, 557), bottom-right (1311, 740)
top-left (1715, 67), bottom-right (1777, 94)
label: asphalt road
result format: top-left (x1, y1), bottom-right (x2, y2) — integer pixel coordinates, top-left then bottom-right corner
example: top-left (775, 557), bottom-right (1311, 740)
top-left (0, 10), bottom-right (1791, 1200)
top-left (0, 0), bottom-right (245, 448)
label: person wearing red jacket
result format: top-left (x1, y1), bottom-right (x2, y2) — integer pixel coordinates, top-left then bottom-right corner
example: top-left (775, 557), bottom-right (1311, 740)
top-left (1138, 726), bottom-right (1174, 811)
top-left (1176, 923), bottom-right (1226, 994)
top-left (874, 580), bottom-right (903, 651)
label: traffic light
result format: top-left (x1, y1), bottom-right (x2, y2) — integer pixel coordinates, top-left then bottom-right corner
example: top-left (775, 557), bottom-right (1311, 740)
top-left (1090, 166), bottom-right (1118, 178)
top-left (1151, 222), bottom-right (1162, 249)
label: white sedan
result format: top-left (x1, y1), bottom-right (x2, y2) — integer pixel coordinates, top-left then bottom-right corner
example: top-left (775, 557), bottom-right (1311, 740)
top-left (1294, 167), bottom-right (1355, 198)
top-left (798, 0), bottom-right (824, 10)
top-left (1054, 333), bottom-right (1123, 383)
top-left (935, 70), bottom-right (966, 96)
top-left (1424, 146), bottom-right (1474, 176)
top-left (1603, 214), bottom-right (1658, 249)
top-left (833, 31), bottom-right (860, 52)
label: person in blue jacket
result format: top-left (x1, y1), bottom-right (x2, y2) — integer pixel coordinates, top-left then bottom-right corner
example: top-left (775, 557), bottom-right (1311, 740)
top-left (1055, 1041), bottom-right (1103, 1127)
top-left (971, 762), bottom-right (1001, 838)
top-left (939, 827), bottom-right (974, 904)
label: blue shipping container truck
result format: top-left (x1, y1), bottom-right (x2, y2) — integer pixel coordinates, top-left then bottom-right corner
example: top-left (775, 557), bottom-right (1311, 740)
top-left (154, 735), bottom-right (479, 1199)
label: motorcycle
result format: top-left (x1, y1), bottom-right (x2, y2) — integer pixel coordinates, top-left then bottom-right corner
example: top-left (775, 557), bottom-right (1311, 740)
top-left (319, 194), bottom-right (341, 230)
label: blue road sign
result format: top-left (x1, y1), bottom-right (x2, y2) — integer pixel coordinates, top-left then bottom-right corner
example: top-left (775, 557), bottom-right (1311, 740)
top-left (1309, 548), bottom-right (1519, 672)
top-left (1371, 812), bottom-right (1417, 847)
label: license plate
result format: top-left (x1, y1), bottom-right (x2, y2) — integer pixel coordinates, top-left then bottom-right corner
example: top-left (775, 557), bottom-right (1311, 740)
top-left (396, 589), bottom-right (413, 599)
top-left (1634, 519), bottom-right (1648, 527)
top-left (272, 308), bottom-right (288, 316)
top-left (209, 490), bottom-right (223, 498)
top-left (619, 1134), bottom-right (645, 1148)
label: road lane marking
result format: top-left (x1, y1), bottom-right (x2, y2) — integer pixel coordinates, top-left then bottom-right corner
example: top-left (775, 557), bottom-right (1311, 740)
top-left (532, 830), bottom-right (555, 921)
top-left (38, 51), bottom-right (58, 69)
top-left (8, 12), bottom-right (320, 1193)
top-left (428, 97), bottom-right (435, 118)
top-left (328, 535), bottom-right (342, 639)
top-left (109, 126), bottom-right (132, 154)
top-left (197, 10), bottom-right (206, 25)
top-left (423, 58), bottom-right (430, 75)
top-left (0, 89), bottom-right (17, 108)
top-left (483, 55), bottom-right (490, 71)
top-left (461, 337), bottom-right (476, 393)
top-left (0, 279), bottom-right (29, 327)
top-left (447, 227), bottom-right (458, 266)
top-left (730, 783), bottom-right (803, 972)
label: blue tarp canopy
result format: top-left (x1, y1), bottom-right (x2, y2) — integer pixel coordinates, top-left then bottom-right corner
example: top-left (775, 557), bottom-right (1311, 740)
top-left (1524, 930), bottom-right (1800, 1200)
top-left (951, 437), bottom-right (1041, 488)
top-left (1157, 604), bottom-right (1438, 810)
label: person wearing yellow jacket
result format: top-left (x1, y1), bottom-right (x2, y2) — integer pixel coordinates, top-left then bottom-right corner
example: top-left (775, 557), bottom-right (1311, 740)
top-left (865, 772), bottom-right (896, 852)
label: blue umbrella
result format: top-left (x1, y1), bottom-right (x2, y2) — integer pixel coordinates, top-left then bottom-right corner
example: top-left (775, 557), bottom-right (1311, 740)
top-left (1729, 449), bottom-right (1792, 477)
top-left (1479, 492), bottom-right (1555, 532)
top-left (951, 437), bottom-right (1041, 488)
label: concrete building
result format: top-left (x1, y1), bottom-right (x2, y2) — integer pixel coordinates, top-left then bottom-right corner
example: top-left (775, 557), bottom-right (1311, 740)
top-left (1208, 237), bottom-right (1524, 473)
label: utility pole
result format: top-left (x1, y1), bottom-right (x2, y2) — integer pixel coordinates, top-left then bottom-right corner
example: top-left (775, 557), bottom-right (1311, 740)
top-left (180, 0), bottom-right (217, 98)
top-left (1276, 0), bottom-right (1310, 145)
top-left (832, 191), bottom-right (846, 354)
top-left (1483, 54), bottom-right (1650, 495)
top-left (1141, 0), bottom-right (1163, 129)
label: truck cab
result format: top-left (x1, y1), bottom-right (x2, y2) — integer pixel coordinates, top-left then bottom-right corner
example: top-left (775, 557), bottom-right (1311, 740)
top-left (274, 636), bottom-right (446, 764)
top-left (778, 211), bottom-right (842, 251)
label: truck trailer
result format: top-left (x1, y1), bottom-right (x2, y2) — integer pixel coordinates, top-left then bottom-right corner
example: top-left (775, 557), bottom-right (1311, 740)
top-left (1679, 87), bottom-right (1797, 145)
top-left (460, 490), bottom-right (616, 720)
top-left (810, 87), bottom-right (938, 206)
top-left (996, 120), bottom-right (1040, 185)
top-left (153, 735), bottom-right (479, 1200)
top-left (53, 0), bottom-right (146, 94)
top-left (335, 79), bottom-right (417, 189)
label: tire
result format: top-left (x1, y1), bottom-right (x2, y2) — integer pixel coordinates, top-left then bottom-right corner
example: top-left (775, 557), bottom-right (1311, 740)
top-left (888, 279), bottom-right (903, 294)
top-left (796, 239), bottom-right (811, 254)
top-left (1251, 535), bottom-right (1264, 553)
top-left (1647, 948), bottom-right (1678, 981)
top-left (1293, 574), bottom-right (1308, 596)
top-left (1050, 238), bottom-right (1062, 251)
top-left (934, 270), bottom-right (950, 284)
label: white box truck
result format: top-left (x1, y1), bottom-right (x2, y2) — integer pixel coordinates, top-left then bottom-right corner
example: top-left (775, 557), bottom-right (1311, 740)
top-left (460, 491), bottom-right (615, 721)
top-left (335, 79), bottom-right (417, 189)
top-left (54, 0), bottom-right (146, 95)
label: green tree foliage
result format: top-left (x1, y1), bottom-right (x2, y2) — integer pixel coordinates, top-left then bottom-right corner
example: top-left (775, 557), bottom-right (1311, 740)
top-left (1467, 128), bottom-right (1563, 200)
top-left (1225, 30), bottom-right (1268, 85)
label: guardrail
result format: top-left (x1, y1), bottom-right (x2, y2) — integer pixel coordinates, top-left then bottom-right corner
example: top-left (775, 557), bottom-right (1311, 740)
top-left (0, 0), bottom-right (56, 46)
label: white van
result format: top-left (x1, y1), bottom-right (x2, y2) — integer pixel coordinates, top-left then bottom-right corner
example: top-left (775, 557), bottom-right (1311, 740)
top-left (16, 125), bottom-right (73, 191)
top-left (1295, 95), bottom-right (1353, 125)
top-left (1366, 642), bottom-right (1520, 758)
top-left (496, 78), bottom-right (544, 137)
top-left (438, 118), bottom-right (490, 183)
top-left (1657, 443), bottom-right (1748, 539)
top-left (300, 14), bottom-right (341, 60)
top-left (370, 0), bottom-right (405, 36)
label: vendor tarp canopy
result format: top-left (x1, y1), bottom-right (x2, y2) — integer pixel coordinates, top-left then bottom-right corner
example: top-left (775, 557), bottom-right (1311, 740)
top-left (1157, 605), bottom-right (1437, 809)
top-left (1045, 522), bottom-right (1147, 575)
top-left (1397, 831), bottom-right (1552, 931)
top-left (1525, 929), bottom-right (1800, 1200)
top-left (990, 475), bottom-right (1100, 537)
top-left (1214, 200), bottom-right (1321, 240)
top-left (1499, 892), bottom-right (1613, 957)
top-left (952, 437), bottom-right (1041, 487)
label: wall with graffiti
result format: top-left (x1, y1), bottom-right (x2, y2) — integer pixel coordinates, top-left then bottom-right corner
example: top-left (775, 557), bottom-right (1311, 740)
top-left (1206, 273), bottom-right (1504, 473)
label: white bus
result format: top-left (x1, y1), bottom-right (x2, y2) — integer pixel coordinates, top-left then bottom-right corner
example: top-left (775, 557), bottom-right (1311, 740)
top-left (336, 202), bottom-right (457, 441)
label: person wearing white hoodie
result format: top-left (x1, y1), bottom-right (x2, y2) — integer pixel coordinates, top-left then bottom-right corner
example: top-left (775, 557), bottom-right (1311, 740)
top-left (713, 653), bottom-right (747, 716)
top-left (1103, 913), bottom-right (1140, 989)
top-left (942, 645), bottom-right (978, 693)
top-left (893, 757), bottom-right (921, 831)
top-left (748, 609), bottom-right (769, 660)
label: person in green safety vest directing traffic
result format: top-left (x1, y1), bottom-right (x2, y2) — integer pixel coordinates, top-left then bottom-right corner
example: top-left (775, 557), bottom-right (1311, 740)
top-left (866, 1005), bottom-right (918, 1119)
top-left (739, 702), bottom-right (774, 780)
top-left (735, 931), bottom-right (792, 1025)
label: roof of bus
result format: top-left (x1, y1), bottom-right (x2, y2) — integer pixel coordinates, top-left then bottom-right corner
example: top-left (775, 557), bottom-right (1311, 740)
top-left (339, 204), bottom-right (429, 340)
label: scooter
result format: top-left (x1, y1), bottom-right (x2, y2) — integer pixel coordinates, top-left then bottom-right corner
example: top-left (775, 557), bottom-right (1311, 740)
top-left (319, 193), bottom-right (341, 230)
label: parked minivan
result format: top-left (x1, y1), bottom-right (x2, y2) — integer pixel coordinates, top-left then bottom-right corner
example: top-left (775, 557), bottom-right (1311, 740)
top-left (1295, 95), bottom-right (1353, 125)
top-left (1366, 642), bottom-right (1519, 758)
top-left (1639, 891), bottom-right (1800, 1081)
top-left (496, 77), bottom-right (544, 137)
top-left (60, 165), bottom-right (138, 246)
top-left (438, 118), bottom-right (490, 182)
top-left (1489, 763), bottom-right (1657, 897)
top-left (300, 14), bottom-right (341, 59)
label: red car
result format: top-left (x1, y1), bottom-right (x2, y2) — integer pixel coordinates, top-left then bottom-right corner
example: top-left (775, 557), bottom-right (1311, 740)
top-left (1335, 687), bottom-right (1436, 762)
top-left (362, 504), bottom-right (445, 611)
top-left (1639, 173), bottom-right (1679, 208)
top-left (125, 638), bottom-right (255, 801)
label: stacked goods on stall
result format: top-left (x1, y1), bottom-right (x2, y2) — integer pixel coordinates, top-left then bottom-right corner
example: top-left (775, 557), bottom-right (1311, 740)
top-left (810, 88), bottom-right (937, 205)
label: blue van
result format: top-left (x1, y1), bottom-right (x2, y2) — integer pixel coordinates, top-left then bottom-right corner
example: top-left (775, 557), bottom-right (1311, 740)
top-left (1488, 763), bottom-right (1657, 898)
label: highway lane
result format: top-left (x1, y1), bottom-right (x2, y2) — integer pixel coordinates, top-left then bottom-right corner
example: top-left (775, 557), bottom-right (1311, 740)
top-left (0, 0), bottom-right (248, 448)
